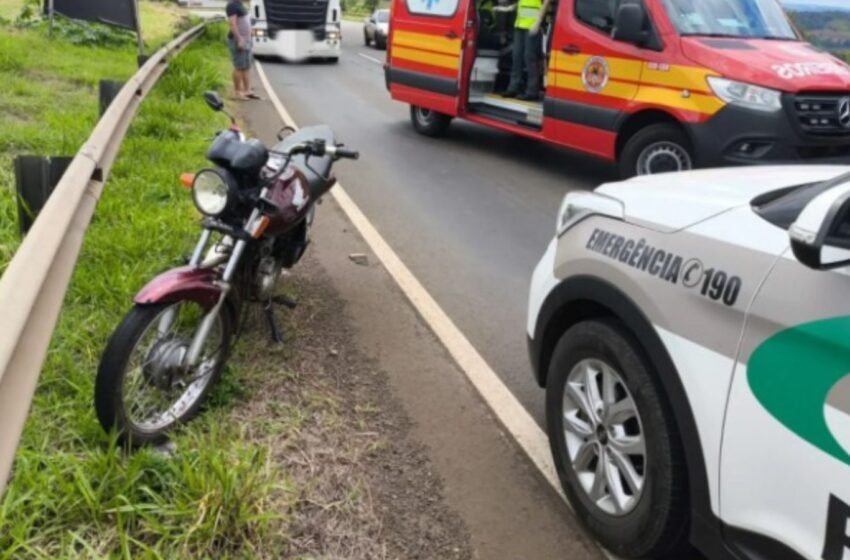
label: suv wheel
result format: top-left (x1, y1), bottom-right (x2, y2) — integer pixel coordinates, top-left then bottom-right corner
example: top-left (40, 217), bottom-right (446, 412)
top-left (410, 105), bottom-right (452, 137)
top-left (546, 320), bottom-right (690, 558)
top-left (364, 30), bottom-right (370, 46)
top-left (619, 123), bottom-right (694, 178)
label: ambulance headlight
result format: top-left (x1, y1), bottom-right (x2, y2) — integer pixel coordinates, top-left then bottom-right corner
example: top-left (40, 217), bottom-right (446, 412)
top-left (707, 77), bottom-right (782, 113)
top-left (192, 168), bottom-right (233, 216)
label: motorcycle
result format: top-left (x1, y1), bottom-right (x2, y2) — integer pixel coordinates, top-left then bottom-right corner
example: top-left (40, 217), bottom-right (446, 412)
top-left (95, 91), bottom-right (358, 446)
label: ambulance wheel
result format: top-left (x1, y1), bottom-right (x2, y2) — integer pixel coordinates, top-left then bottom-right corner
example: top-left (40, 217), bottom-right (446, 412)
top-left (546, 320), bottom-right (690, 559)
top-left (410, 106), bottom-right (452, 137)
top-left (620, 123), bottom-right (693, 178)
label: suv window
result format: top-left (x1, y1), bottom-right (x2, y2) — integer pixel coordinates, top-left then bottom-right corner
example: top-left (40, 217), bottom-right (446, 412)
top-left (575, 0), bottom-right (618, 34)
top-left (753, 171), bottom-right (850, 230)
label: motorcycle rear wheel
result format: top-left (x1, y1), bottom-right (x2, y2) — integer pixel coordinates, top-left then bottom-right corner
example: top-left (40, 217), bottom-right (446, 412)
top-left (95, 301), bottom-right (233, 447)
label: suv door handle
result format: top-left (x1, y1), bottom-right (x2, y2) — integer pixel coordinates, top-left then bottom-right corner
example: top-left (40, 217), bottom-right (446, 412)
top-left (445, 30), bottom-right (458, 39)
top-left (561, 44), bottom-right (581, 55)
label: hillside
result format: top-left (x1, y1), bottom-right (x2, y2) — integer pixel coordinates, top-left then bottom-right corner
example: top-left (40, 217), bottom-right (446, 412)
top-left (789, 9), bottom-right (850, 59)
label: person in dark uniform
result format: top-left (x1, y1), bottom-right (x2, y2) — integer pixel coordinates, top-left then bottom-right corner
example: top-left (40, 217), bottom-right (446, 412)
top-left (501, 0), bottom-right (551, 101)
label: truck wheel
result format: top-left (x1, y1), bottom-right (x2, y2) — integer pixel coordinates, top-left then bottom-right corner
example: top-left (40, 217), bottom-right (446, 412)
top-left (410, 106), bottom-right (452, 137)
top-left (619, 123), bottom-right (693, 178)
top-left (546, 320), bottom-right (690, 559)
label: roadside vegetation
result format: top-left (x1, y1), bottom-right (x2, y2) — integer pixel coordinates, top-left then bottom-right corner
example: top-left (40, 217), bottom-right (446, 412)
top-left (0, 2), bottom-right (470, 556)
top-left (342, 0), bottom-right (388, 19)
top-left (0, 7), bottom-right (294, 558)
top-left (788, 9), bottom-right (850, 61)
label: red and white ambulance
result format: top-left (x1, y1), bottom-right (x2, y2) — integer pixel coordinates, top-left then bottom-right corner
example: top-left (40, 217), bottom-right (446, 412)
top-left (385, 0), bottom-right (850, 177)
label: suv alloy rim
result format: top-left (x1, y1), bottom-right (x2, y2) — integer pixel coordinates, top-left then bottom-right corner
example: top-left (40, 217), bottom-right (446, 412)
top-left (562, 358), bottom-right (646, 516)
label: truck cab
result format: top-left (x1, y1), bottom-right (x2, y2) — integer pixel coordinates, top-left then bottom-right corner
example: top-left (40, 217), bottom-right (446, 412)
top-left (251, 0), bottom-right (342, 62)
top-left (385, 0), bottom-right (850, 177)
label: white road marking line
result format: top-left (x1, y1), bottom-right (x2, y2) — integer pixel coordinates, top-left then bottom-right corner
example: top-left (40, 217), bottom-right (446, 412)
top-left (255, 62), bottom-right (617, 560)
top-left (357, 52), bottom-right (384, 65)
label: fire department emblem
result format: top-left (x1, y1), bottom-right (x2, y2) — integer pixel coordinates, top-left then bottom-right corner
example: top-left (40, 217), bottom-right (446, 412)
top-left (582, 56), bottom-right (610, 93)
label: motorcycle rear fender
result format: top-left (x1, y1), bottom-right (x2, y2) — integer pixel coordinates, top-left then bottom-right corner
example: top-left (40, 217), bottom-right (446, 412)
top-left (134, 266), bottom-right (222, 310)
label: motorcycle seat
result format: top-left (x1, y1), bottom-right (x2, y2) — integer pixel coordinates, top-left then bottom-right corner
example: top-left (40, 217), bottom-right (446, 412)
top-left (207, 132), bottom-right (269, 177)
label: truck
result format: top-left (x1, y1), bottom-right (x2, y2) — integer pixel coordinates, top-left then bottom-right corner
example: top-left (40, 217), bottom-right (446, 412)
top-left (250, 0), bottom-right (342, 62)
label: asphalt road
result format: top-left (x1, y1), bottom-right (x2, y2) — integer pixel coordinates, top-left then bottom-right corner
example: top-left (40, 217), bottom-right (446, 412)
top-left (260, 20), bottom-right (618, 428)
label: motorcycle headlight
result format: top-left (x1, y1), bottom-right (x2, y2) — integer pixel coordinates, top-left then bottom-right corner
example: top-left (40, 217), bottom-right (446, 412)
top-left (707, 77), bottom-right (782, 113)
top-left (192, 168), bottom-right (232, 216)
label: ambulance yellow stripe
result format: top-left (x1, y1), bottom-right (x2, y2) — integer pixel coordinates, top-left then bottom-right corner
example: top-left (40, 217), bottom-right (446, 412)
top-left (392, 30), bottom-right (461, 56)
top-left (641, 64), bottom-right (718, 92)
top-left (551, 52), bottom-right (716, 93)
top-left (392, 46), bottom-right (459, 70)
top-left (548, 71), bottom-right (639, 99)
top-left (633, 86), bottom-right (726, 115)
top-left (547, 72), bottom-right (724, 116)
top-left (552, 52), bottom-right (642, 82)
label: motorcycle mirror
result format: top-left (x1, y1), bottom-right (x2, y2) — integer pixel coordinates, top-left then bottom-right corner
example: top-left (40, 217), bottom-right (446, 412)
top-left (277, 126), bottom-right (296, 141)
top-left (203, 91), bottom-right (225, 112)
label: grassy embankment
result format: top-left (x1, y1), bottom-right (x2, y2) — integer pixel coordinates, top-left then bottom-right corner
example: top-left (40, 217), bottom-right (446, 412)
top-left (0, 4), bottom-right (293, 558)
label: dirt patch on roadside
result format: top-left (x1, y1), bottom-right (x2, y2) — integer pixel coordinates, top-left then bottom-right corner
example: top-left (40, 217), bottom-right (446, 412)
top-left (231, 254), bottom-right (472, 559)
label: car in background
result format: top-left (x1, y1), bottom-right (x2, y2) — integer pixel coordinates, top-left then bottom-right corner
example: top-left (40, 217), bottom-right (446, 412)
top-left (364, 9), bottom-right (389, 49)
top-left (527, 165), bottom-right (850, 559)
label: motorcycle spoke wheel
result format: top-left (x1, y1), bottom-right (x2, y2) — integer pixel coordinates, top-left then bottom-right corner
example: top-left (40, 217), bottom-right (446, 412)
top-left (96, 300), bottom-right (232, 446)
top-left (122, 303), bottom-right (224, 432)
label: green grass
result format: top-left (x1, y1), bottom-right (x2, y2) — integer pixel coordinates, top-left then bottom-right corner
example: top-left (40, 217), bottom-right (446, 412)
top-left (0, 22), bottom-right (293, 558)
top-left (0, 0), bottom-right (189, 46)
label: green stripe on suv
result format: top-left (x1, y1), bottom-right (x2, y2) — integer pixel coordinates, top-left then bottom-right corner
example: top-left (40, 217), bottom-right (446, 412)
top-left (749, 316), bottom-right (850, 466)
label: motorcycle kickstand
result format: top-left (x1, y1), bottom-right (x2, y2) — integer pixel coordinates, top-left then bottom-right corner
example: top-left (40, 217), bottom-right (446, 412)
top-left (264, 301), bottom-right (285, 344)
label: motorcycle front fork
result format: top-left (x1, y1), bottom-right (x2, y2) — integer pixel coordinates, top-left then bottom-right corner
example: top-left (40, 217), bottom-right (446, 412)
top-left (157, 227), bottom-right (248, 370)
top-left (168, 199), bottom-right (295, 367)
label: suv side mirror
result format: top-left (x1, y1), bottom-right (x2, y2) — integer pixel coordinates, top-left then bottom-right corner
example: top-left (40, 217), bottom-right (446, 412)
top-left (790, 183), bottom-right (850, 270)
top-left (203, 91), bottom-right (224, 112)
top-left (612, 1), bottom-right (646, 46)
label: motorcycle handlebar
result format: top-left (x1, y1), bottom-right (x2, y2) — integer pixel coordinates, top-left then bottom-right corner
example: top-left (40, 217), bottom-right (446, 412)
top-left (326, 145), bottom-right (360, 160)
top-left (270, 140), bottom-right (359, 161)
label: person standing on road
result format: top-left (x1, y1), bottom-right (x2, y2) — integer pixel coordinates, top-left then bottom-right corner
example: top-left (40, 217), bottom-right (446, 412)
top-left (227, 0), bottom-right (260, 100)
top-left (502, 0), bottom-right (550, 101)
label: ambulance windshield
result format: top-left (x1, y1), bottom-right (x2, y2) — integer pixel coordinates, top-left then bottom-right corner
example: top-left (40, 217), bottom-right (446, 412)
top-left (661, 0), bottom-right (797, 40)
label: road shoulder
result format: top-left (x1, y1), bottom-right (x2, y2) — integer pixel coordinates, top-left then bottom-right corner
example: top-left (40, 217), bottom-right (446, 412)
top-left (237, 80), bottom-right (604, 560)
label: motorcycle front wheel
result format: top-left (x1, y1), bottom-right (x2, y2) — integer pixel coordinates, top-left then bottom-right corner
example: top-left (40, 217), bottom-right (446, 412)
top-left (95, 301), bottom-right (233, 447)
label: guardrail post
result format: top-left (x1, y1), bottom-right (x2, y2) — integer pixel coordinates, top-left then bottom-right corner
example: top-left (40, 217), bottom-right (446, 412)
top-left (14, 156), bottom-right (72, 236)
top-left (99, 80), bottom-right (125, 117)
top-left (0, 21), bottom-right (209, 498)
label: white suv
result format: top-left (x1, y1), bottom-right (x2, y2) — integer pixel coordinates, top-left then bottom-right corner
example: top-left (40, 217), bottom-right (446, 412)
top-left (527, 166), bottom-right (850, 560)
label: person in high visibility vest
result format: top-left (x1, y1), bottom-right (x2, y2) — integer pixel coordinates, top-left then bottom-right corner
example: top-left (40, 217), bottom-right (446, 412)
top-left (501, 0), bottom-right (551, 101)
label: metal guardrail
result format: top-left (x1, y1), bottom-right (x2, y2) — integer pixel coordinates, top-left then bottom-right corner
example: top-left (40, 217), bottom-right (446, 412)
top-left (0, 22), bottom-right (209, 495)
